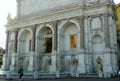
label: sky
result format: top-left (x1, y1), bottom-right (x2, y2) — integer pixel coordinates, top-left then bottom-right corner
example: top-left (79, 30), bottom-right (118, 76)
top-left (0, 0), bottom-right (120, 49)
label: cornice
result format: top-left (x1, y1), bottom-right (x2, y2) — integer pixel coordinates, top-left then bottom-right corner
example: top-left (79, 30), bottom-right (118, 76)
top-left (6, 7), bottom-right (85, 28)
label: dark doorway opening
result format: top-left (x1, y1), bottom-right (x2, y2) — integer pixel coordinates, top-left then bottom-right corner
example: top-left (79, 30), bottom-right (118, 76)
top-left (45, 38), bottom-right (52, 53)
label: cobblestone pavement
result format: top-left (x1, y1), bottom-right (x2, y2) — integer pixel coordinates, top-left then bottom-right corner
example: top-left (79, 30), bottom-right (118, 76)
top-left (0, 77), bottom-right (120, 81)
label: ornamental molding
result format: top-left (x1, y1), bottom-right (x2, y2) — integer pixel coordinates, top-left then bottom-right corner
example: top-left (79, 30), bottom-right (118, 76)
top-left (6, 3), bottom-right (111, 31)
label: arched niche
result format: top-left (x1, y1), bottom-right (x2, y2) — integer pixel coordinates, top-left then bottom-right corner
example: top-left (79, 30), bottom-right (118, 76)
top-left (59, 22), bottom-right (79, 52)
top-left (17, 29), bottom-right (32, 71)
top-left (36, 27), bottom-right (53, 54)
top-left (36, 26), bottom-right (53, 72)
top-left (18, 29), bottom-right (32, 53)
top-left (58, 22), bottom-right (79, 72)
top-left (91, 34), bottom-right (104, 73)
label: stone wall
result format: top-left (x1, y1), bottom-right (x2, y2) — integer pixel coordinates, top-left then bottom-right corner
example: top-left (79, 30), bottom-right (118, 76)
top-left (19, 0), bottom-right (83, 17)
top-left (17, 0), bottom-right (112, 19)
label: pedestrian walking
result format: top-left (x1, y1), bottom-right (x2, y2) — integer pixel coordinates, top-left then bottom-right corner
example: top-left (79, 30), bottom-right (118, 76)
top-left (18, 66), bottom-right (23, 81)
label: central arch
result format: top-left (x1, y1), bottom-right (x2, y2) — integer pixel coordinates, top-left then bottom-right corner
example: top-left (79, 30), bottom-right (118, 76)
top-left (36, 26), bottom-right (53, 72)
top-left (58, 21), bottom-right (80, 72)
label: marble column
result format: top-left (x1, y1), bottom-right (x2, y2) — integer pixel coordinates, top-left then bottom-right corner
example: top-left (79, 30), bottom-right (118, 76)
top-left (53, 21), bottom-right (58, 72)
top-left (76, 17), bottom-right (86, 73)
top-left (14, 29), bottom-right (18, 53)
top-left (31, 26), bottom-right (36, 52)
top-left (31, 25), bottom-right (37, 71)
top-left (53, 21), bottom-right (58, 51)
top-left (4, 31), bottom-right (10, 70)
top-left (5, 31), bottom-right (10, 55)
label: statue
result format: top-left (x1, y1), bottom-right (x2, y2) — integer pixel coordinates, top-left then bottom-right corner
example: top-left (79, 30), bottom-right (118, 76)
top-left (7, 13), bottom-right (12, 22)
top-left (70, 55), bottom-right (78, 74)
top-left (42, 56), bottom-right (51, 72)
top-left (96, 56), bottom-right (102, 73)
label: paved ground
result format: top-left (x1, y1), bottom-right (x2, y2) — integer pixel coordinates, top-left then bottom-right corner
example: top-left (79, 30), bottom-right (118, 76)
top-left (0, 77), bottom-right (120, 81)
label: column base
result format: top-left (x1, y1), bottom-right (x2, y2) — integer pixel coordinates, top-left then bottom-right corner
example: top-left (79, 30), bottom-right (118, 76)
top-left (49, 55), bottom-right (56, 73)
top-left (78, 66), bottom-right (86, 73)
top-left (28, 65), bottom-right (33, 71)
top-left (28, 52), bottom-right (35, 71)
top-left (10, 65), bottom-right (16, 71)
top-left (78, 49), bottom-right (86, 73)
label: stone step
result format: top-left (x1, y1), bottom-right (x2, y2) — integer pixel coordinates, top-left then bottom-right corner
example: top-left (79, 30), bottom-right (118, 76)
top-left (0, 71), bottom-right (99, 79)
top-left (79, 73), bottom-right (98, 78)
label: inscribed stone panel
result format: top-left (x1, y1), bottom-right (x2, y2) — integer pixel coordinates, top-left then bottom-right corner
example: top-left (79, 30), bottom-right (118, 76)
top-left (20, 0), bottom-right (81, 16)
top-left (90, 17), bottom-right (102, 30)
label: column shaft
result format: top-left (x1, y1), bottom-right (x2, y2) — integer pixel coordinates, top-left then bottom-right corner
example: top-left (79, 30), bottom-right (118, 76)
top-left (53, 21), bottom-right (58, 50)
top-left (14, 29), bottom-right (18, 53)
top-left (5, 31), bottom-right (9, 55)
top-left (77, 17), bottom-right (85, 49)
top-left (32, 26), bottom-right (36, 52)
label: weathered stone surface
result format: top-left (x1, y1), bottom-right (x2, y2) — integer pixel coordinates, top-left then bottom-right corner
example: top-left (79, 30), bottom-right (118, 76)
top-left (3, 0), bottom-right (118, 78)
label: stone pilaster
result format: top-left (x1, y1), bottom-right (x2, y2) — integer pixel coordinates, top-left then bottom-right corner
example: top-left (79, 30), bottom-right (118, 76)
top-left (103, 48), bottom-right (113, 73)
top-left (77, 49), bottom-right (86, 73)
top-left (53, 21), bottom-right (58, 72)
top-left (104, 14), bottom-right (109, 48)
top-left (76, 17), bottom-right (86, 73)
top-left (80, 17), bottom-right (85, 49)
top-left (77, 17), bottom-right (85, 49)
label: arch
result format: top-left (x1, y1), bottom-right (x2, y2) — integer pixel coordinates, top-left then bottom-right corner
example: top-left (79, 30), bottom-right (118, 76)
top-left (58, 20), bottom-right (80, 34)
top-left (58, 20), bottom-right (80, 51)
top-left (36, 24), bottom-right (54, 37)
top-left (17, 28), bottom-right (32, 71)
top-left (18, 28), bottom-right (32, 52)
top-left (36, 24), bottom-right (54, 72)
top-left (58, 20), bottom-right (80, 72)
top-left (36, 24), bottom-right (54, 53)
top-left (18, 28), bottom-right (32, 40)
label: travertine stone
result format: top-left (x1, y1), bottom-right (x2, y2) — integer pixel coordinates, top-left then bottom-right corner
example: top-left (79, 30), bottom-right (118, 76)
top-left (3, 0), bottom-right (118, 77)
